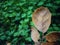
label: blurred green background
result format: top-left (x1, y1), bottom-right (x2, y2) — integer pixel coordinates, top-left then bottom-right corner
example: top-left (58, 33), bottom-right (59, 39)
top-left (0, 0), bottom-right (60, 45)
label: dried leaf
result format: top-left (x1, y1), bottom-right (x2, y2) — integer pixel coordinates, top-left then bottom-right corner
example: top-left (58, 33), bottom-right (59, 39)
top-left (35, 42), bottom-right (41, 45)
top-left (31, 27), bottom-right (40, 43)
top-left (6, 42), bottom-right (11, 45)
top-left (41, 42), bottom-right (55, 45)
top-left (32, 7), bottom-right (51, 33)
top-left (45, 32), bottom-right (60, 42)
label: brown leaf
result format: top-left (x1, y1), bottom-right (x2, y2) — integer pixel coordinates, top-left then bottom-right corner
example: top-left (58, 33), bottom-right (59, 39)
top-left (41, 42), bottom-right (55, 45)
top-left (34, 42), bottom-right (41, 45)
top-left (6, 42), bottom-right (11, 45)
top-left (45, 32), bottom-right (60, 42)
top-left (32, 7), bottom-right (51, 33)
top-left (31, 27), bottom-right (40, 43)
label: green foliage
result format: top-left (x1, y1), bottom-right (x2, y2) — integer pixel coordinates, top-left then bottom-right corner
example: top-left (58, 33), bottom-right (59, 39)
top-left (0, 0), bottom-right (60, 45)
